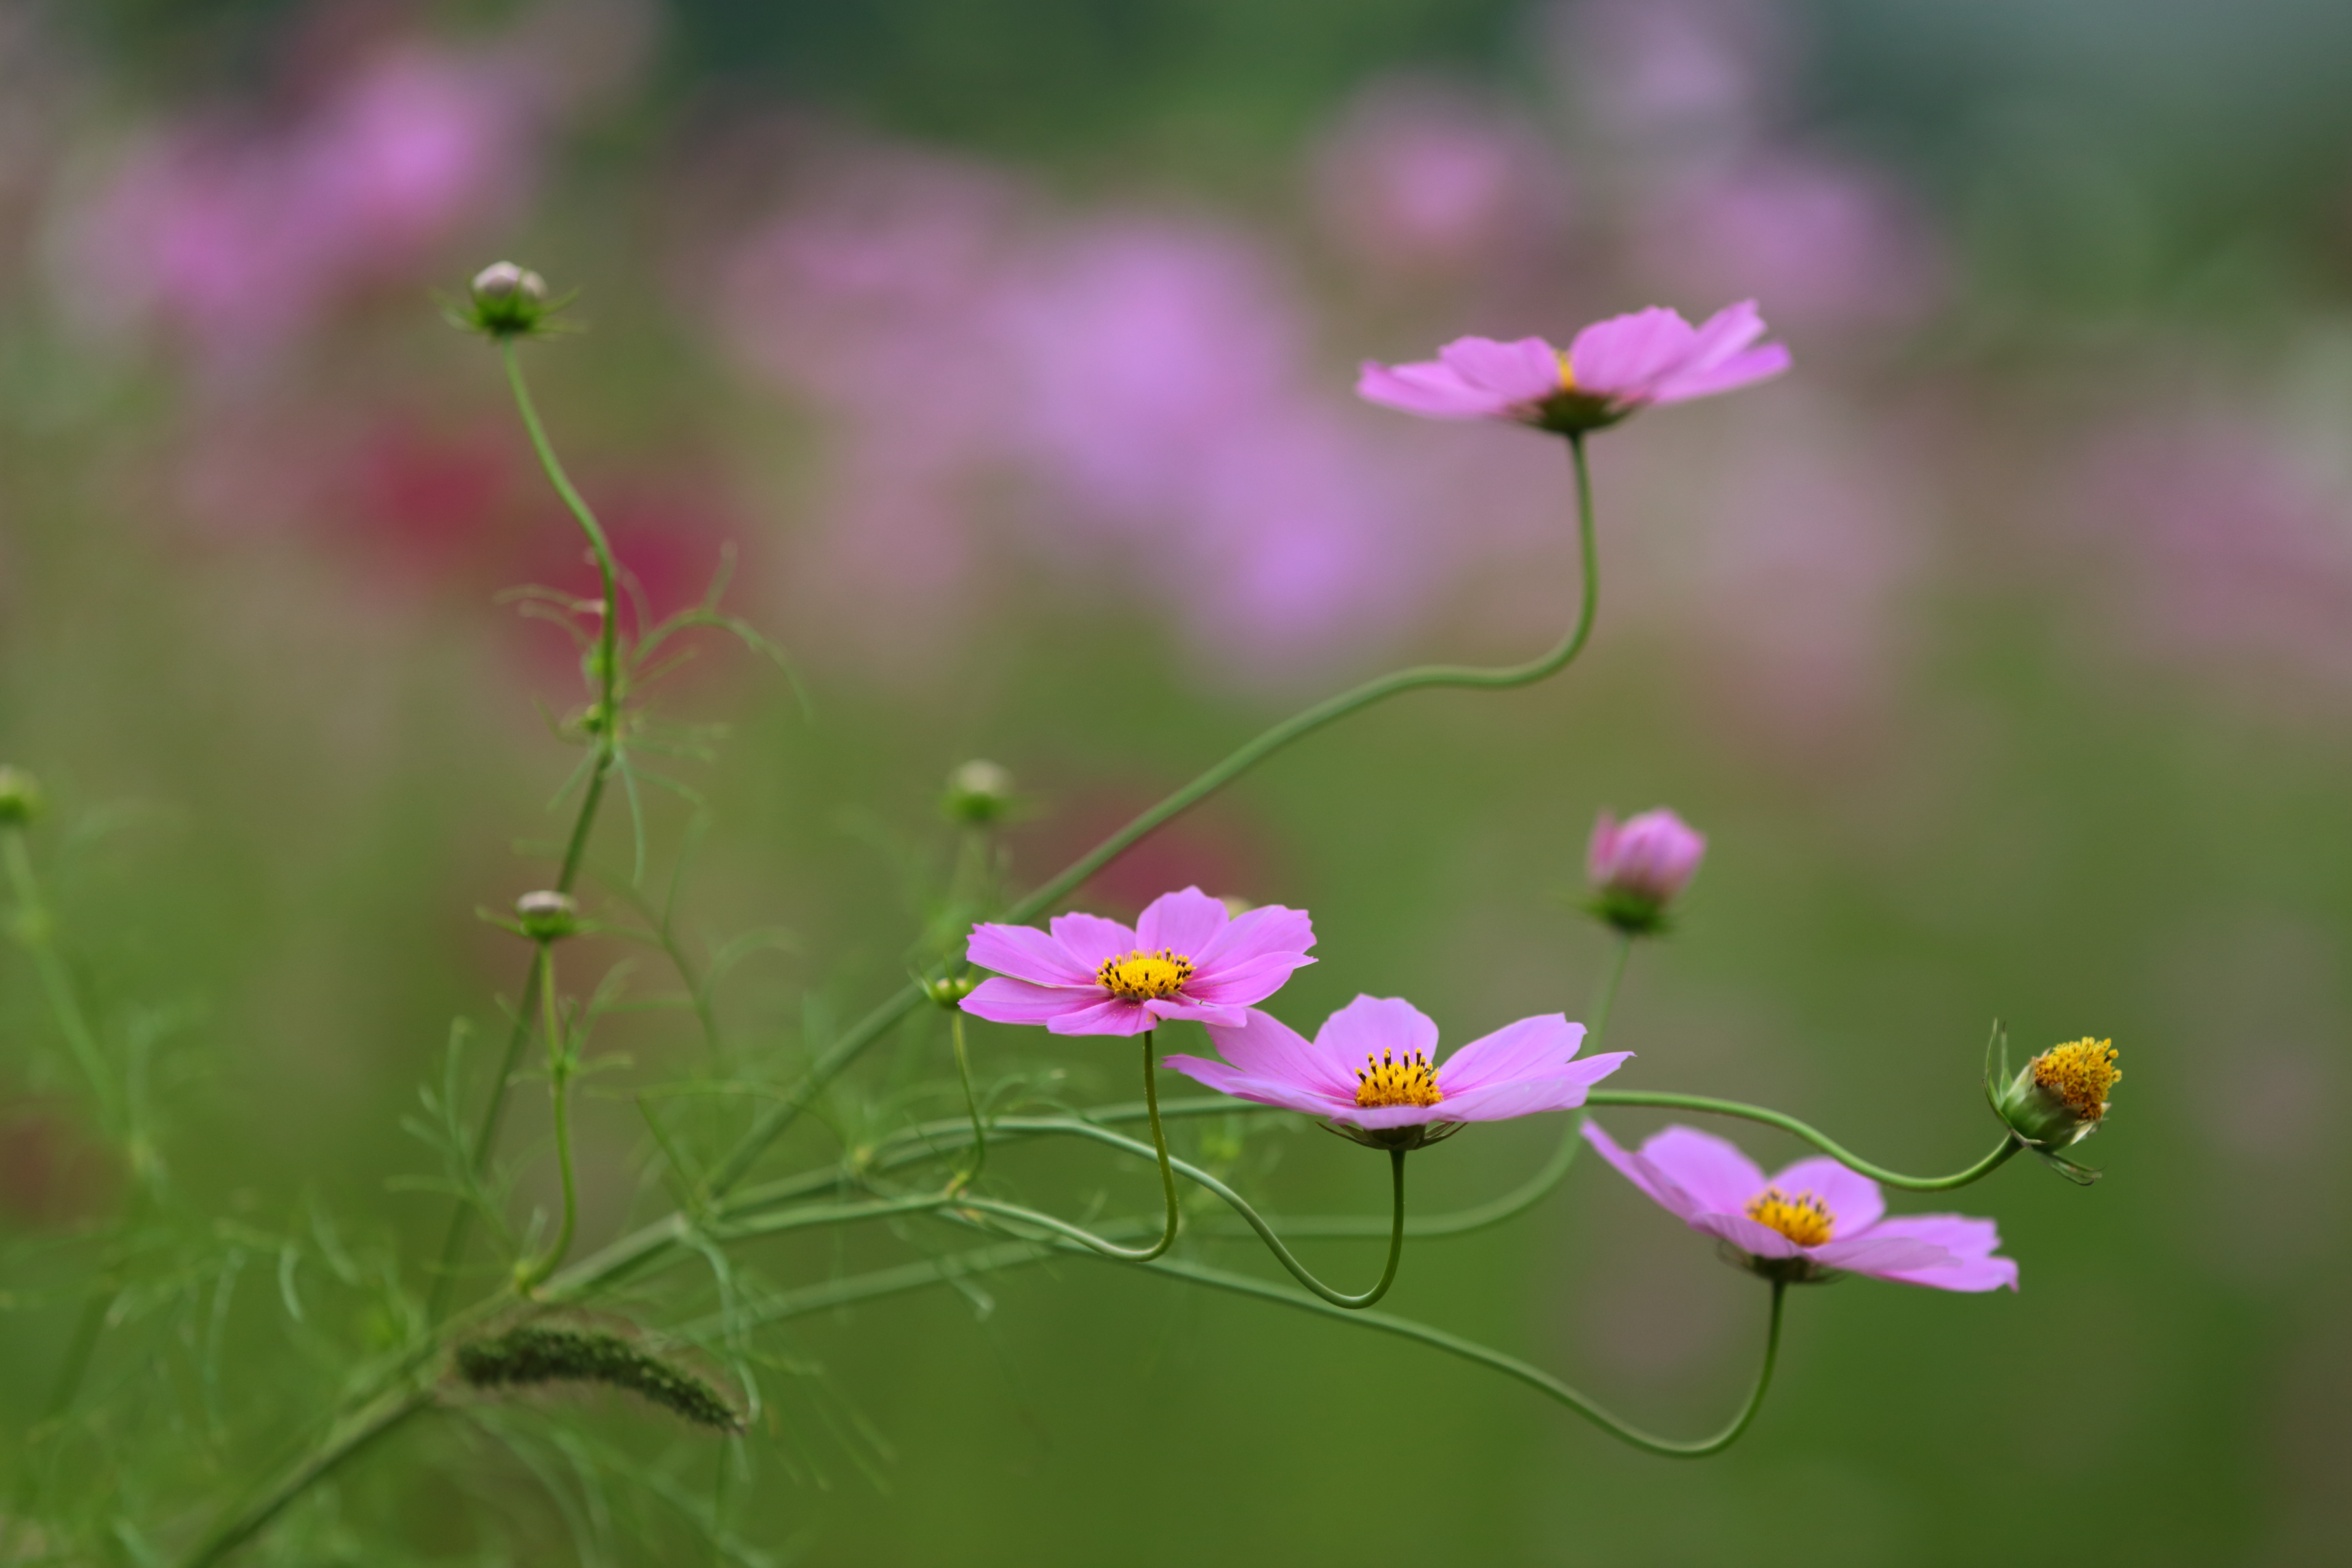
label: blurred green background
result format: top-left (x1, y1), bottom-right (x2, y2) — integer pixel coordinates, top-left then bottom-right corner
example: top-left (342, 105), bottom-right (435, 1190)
top-left (6, 0), bottom-right (2352, 1562)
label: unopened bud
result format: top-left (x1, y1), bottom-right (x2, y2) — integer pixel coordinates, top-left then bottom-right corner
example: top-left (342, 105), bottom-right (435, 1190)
top-left (515, 889), bottom-right (580, 941)
top-left (1993, 1037), bottom-right (2120, 1151)
top-left (457, 261), bottom-right (558, 338)
top-left (1586, 807), bottom-right (1706, 936)
top-left (927, 974), bottom-right (979, 1008)
top-left (0, 765), bottom-right (43, 827)
top-left (943, 760), bottom-right (1017, 827)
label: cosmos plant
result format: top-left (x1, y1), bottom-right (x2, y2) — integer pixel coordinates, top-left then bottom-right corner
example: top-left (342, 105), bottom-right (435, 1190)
top-left (0, 275), bottom-right (2115, 1562)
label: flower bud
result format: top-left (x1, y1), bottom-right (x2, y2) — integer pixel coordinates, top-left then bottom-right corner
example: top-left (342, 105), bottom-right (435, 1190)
top-left (942, 760), bottom-right (1016, 827)
top-left (1993, 1037), bottom-right (2120, 1151)
top-left (0, 765), bottom-right (43, 827)
top-left (1586, 807), bottom-right (1706, 935)
top-left (514, 889), bottom-right (580, 941)
top-left (456, 261), bottom-right (558, 338)
top-left (927, 973), bottom-right (979, 1008)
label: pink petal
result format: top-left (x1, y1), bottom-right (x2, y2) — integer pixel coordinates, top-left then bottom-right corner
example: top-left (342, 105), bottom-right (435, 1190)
top-left (960, 977), bottom-right (1095, 1027)
top-left (1434, 335), bottom-right (1562, 402)
top-left (1627, 1125), bottom-right (1768, 1216)
top-left (1809, 1234), bottom-right (1954, 1277)
top-left (1650, 342), bottom-right (1791, 404)
top-left (1433, 1014), bottom-right (1584, 1095)
top-left (1146, 995), bottom-right (1248, 1025)
top-left (1673, 298), bottom-right (1767, 370)
top-left (1045, 997), bottom-right (1155, 1036)
top-left (1047, 911), bottom-right (1137, 969)
top-left (1436, 1049), bottom-right (1633, 1120)
top-left (1335, 1101), bottom-right (1448, 1130)
top-left (1194, 903), bottom-right (1315, 971)
top-left (964, 922), bottom-right (1096, 987)
top-left (1175, 951), bottom-right (1315, 1008)
top-left (1580, 1120), bottom-right (1707, 1223)
top-left (1162, 1054), bottom-right (1353, 1118)
top-left (1567, 307), bottom-right (1699, 399)
top-left (1135, 886), bottom-right (1228, 957)
top-left (1201, 1008), bottom-right (1358, 1100)
top-left (1764, 1156), bottom-right (1884, 1237)
top-left (1315, 995), bottom-right (1439, 1070)
top-left (1689, 1210), bottom-right (1805, 1259)
top-left (1871, 1254), bottom-right (2021, 1293)
top-left (1354, 360), bottom-right (1514, 420)
top-left (1839, 1215), bottom-right (2017, 1292)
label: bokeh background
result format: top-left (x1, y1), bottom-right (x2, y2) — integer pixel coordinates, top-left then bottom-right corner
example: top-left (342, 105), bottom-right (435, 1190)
top-left (6, 0), bottom-right (2352, 1562)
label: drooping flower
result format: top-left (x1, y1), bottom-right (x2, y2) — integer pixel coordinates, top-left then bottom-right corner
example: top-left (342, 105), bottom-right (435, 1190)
top-left (1355, 301), bottom-right (1789, 434)
top-left (1582, 1122), bottom-right (2018, 1290)
top-left (1587, 807), bottom-right (1707, 935)
top-left (1164, 995), bottom-right (1632, 1150)
top-left (961, 886), bottom-right (1314, 1037)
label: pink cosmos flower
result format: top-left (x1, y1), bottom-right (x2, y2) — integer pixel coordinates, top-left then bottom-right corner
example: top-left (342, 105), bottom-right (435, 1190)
top-left (1583, 1122), bottom-right (2018, 1291)
top-left (1164, 995), bottom-right (1632, 1150)
top-left (1355, 301), bottom-right (1789, 434)
top-left (961, 886), bottom-right (1314, 1037)
top-left (1587, 807), bottom-right (1706, 934)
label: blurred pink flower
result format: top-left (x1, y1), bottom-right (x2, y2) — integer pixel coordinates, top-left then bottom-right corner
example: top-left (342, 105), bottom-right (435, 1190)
top-left (1309, 80), bottom-right (1567, 277)
top-left (1588, 807), bottom-right (1706, 906)
top-left (52, 23), bottom-right (607, 371)
top-left (1165, 994), bottom-right (1628, 1150)
top-left (1633, 153), bottom-right (1945, 331)
top-left (1585, 1121), bottom-right (2019, 1291)
top-left (962, 886), bottom-right (1316, 1037)
top-left (1356, 301), bottom-right (1789, 432)
top-left (1557, 0), bottom-right (1791, 152)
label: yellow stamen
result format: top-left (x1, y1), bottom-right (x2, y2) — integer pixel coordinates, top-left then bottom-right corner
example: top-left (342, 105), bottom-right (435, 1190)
top-left (1097, 948), bottom-right (1193, 1001)
top-left (2032, 1038), bottom-right (2120, 1122)
top-left (1556, 349), bottom-right (1577, 392)
top-left (1744, 1188), bottom-right (1834, 1248)
top-left (1355, 1047), bottom-right (1443, 1110)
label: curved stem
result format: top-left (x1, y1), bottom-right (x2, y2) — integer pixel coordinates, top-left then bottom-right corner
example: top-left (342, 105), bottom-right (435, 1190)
top-left (975, 1033), bottom-right (1181, 1262)
top-left (1585, 1090), bottom-right (2022, 1191)
top-left (708, 433), bottom-right (1602, 1195)
top-left (1137, 1258), bottom-right (1787, 1459)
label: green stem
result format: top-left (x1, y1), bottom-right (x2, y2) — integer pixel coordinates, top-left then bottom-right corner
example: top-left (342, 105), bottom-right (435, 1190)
top-left (707, 433), bottom-right (1602, 1195)
top-left (1135, 1259), bottom-right (1787, 1459)
top-left (429, 345), bottom-right (624, 1318)
top-left (517, 945), bottom-right (578, 1290)
top-left (1585, 1090), bottom-right (2023, 1191)
top-left (962, 1033), bottom-right (1180, 1263)
top-left (4, 830), bottom-right (120, 1136)
top-left (948, 1010), bottom-right (987, 1190)
top-left (1585, 932), bottom-right (1633, 1054)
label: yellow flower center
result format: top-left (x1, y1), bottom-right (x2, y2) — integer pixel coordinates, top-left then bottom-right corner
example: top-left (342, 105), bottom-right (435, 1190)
top-left (2032, 1038), bottom-right (2120, 1121)
top-left (1556, 349), bottom-right (1578, 391)
top-left (1097, 948), bottom-right (1194, 1001)
top-left (1744, 1188), bottom-right (1834, 1248)
top-left (1354, 1047), bottom-right (1443, 1110)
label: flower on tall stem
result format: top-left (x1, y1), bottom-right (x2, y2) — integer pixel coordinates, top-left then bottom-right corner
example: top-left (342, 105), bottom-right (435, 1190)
top-left (1584, 1122), bottom-right (2018, 1290)
top-left (1587, 807), bottom-right (1706, 936)
top-left (959, 886), bottom-right (1315, 1036)
top-left (1164, 995), bottom-right (1631, 1151)
top-left (1355, 300), bottom-right (1789, 434)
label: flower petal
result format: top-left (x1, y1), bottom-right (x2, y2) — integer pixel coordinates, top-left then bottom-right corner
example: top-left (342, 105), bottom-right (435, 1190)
top-left (1201, 1008), bottom-right (1358, 1100)
top-left (1355, 360), bottom-right (1514, 420)
top-left (1567, 306), bottom-right (1699, 400)
top-left (1626, 1125), bottom-right (1768, 1217)
top-left (1159, 1054), bottom-right (1347, 1117)
top-left (1437, 1051), bottom-right (1631, 1121)
top-left (1435, 335), bottom-right (1562, 401)
top-left (1809, 1234), bottom-right (1955, 1278)
top-left (964, 922), bottom-right (1096, 986)
top-left (1581, 1120), bottom-right (1706, 1223)
top-left (1175, 951), bottom-right (1316, 1008)
top-left (1193, 903), bottom-right (1315, 972)
top-left (1651, 342), bottom-right (1790, 404)
top-left (1433, 1014), bottom-right (1585, 1095)
top-left (1045, 997), bottom-right (1155, 1036)
top-left (1857, 1215), bottom-right (2018, 1292)
top-left (1764, 1156), bottom-right (1884, 1237)
top-left (1689, 1209), bottom-right (1804, 1259)
top-left (960, 977), bottom-right (1094, 1027)
top-left (1135, 886), bottom-right (1228, 958)
top-left (1047, 911), bottom-right (1137, 970)
top-left (1315, 995), bottom-right (1440, 1071)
